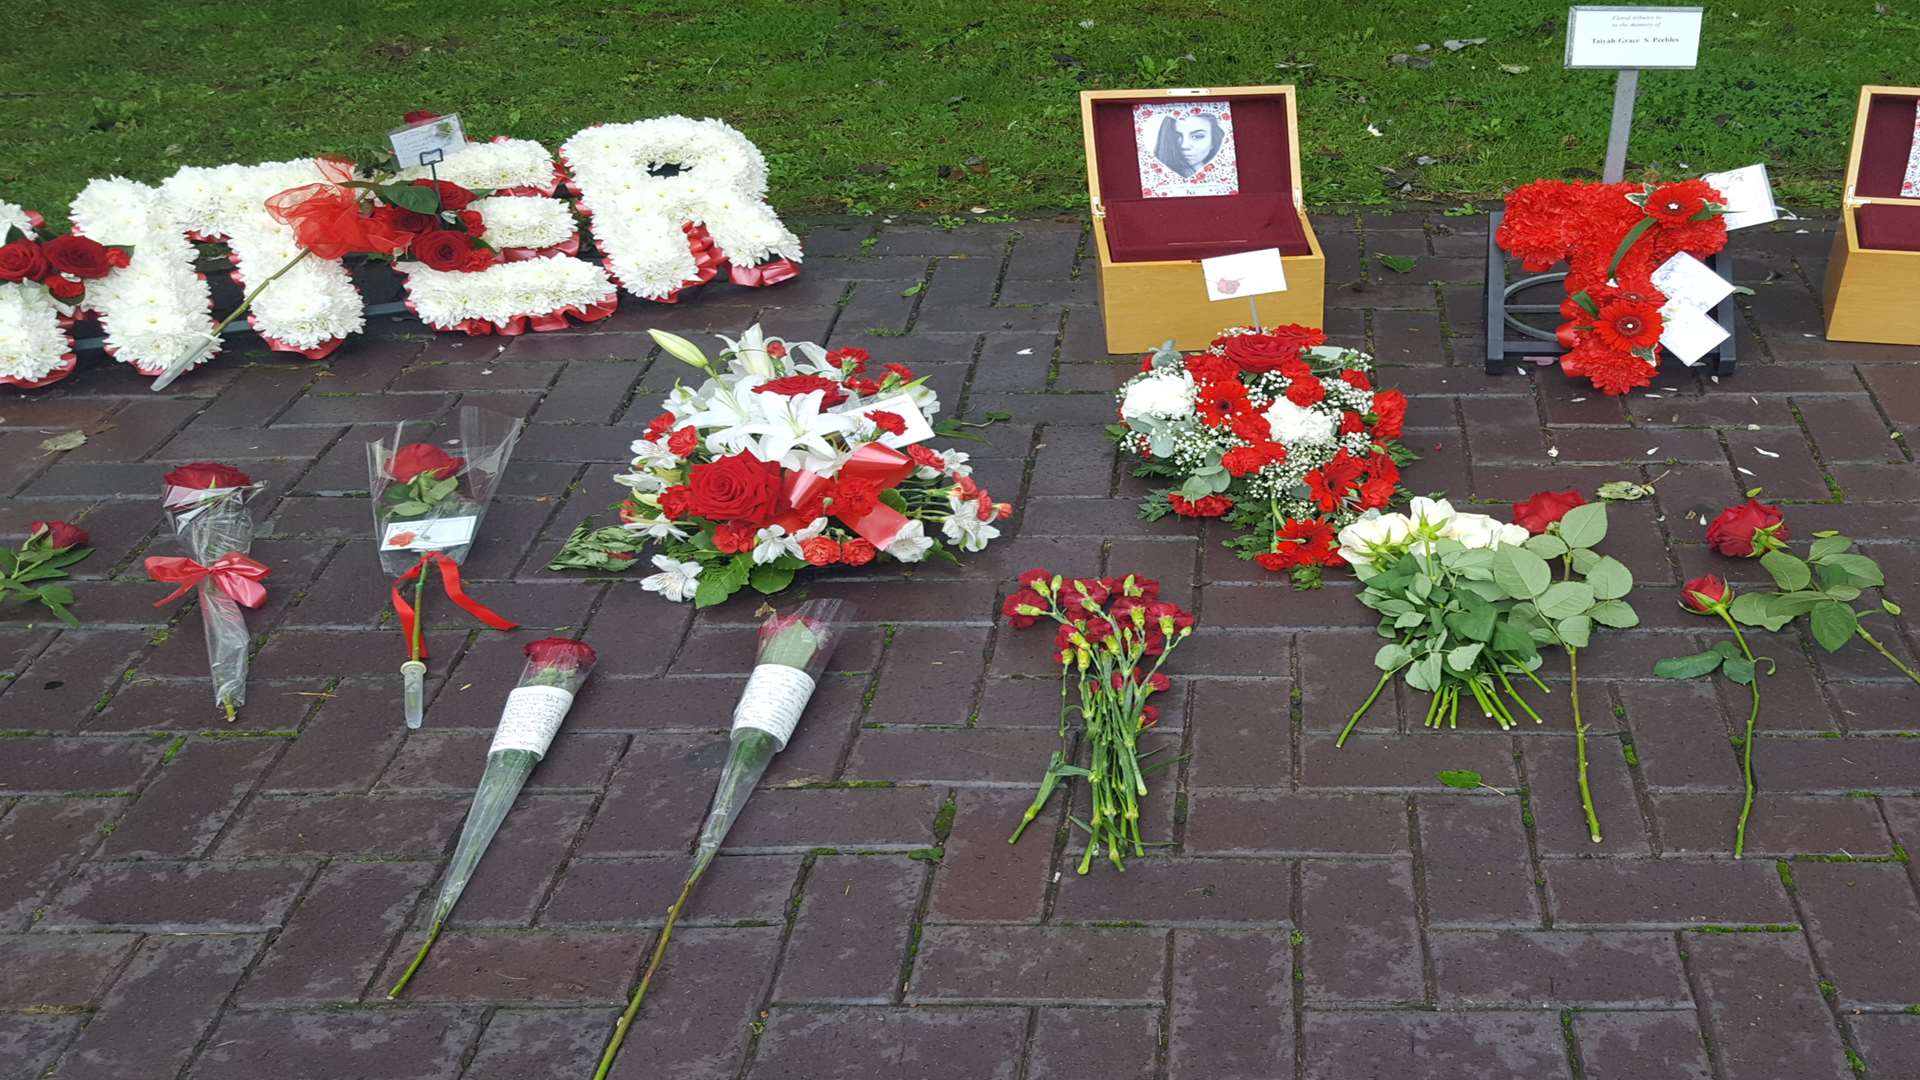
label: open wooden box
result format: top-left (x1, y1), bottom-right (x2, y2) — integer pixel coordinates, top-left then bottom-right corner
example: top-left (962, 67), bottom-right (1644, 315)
top-left (1080, 86), bottom-right (1325, 354)
top-left (1822, 86), bottom-right (1920, 345)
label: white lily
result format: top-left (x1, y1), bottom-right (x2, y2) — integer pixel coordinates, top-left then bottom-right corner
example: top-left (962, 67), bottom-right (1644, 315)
top-left (628, 437), bottom-right (680, 472)
top-left (717, 323), bottom-right (779, 378)
top-left (941, 497), bottom-right (1001, 553)
top-left (737, 388), bottom-right (855, 470)
top-left (613, 469), bottom-right (668, 494)
top-left (883, 519), bottom-right (935, 562)
top-left (639, 554), bottom-right (702, 601)
top-left (750, 518), bottom-right (826, 564)
top-left (622, 517), bottom-right (691, 542)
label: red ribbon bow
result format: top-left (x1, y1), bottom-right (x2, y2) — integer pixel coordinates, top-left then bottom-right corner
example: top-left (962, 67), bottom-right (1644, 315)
top-left (391, 551), bottom-right (518, 659)
top-left (146, 553), bottom-right (272, 609)
top-left (776, 443), bottom-right (916, 547)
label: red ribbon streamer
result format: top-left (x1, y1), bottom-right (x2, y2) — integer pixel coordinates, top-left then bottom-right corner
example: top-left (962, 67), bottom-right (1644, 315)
top-left (390, 551), bottom-right (519, 659)
top-left (146, 553), bottom-right (272, 609)
top-left (729, 257), bottom-right (800, 288)
top-left (775, 443), bottom-right (917, 547)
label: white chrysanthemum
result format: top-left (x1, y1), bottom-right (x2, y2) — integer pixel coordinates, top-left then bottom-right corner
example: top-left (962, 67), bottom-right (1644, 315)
top-left (71, 177), bottom-right (219, 375)
top-left (0, 198), bottom-right (34, 236)
top-left (0, 284), bottom-right (72, 383)
top-left (397, 255), bottom-right (615, 332)
top-left (469, 196), bottom-right (577, 250)
top-left (1120, 370), bottom-right (1196, 421)
top-left (393, 138), bottom-right (558, 192)
top-left (1263, 396), bottom-right (1337, 445)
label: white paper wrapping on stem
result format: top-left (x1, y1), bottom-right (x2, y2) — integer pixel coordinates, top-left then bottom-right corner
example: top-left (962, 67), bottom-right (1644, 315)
top-left (489, 685), bottom-right (575, 758)
top-left (730, 665), bottom-right (817, 750)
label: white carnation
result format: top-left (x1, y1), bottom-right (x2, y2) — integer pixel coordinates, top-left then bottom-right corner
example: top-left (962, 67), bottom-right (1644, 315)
top-left (1120, 371), bottom-right (1196, 421)
top-left (1264, 396), bottom-right (1337, 445)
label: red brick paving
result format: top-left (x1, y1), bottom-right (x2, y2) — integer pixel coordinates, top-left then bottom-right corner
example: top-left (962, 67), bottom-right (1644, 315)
top-left (1, 211), bottom-right (1917, 1078)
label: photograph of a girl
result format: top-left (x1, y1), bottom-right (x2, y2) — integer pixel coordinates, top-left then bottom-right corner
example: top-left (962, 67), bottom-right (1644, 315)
top-left (1134, 101), bottom-right (1240, 198)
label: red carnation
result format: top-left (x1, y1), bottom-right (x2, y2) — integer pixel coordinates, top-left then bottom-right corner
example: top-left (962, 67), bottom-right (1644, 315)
top-left (801, 536), bottom-right (842, 566)
top-left (458, 210), bottom-right (487, 237)
top-left (666, 426), bottom-right (699, 458)
top-left (1167, 492), bottom-right (1233, 518)
top-left (1705, 499), bottom-right (1788, 558)
top-left (1681, 574), bottom-right (1730, 613)
top-left (826, 347), bottom-right (869, 372)
top-left (1512, 489), bottom-right (1587, 535)
top-left (1371, 390), bottom-right (1408, 440)
top-left (688, 452), bottom-right (783, 526)
top-left (829, 477), bottom-right (881, 518)
top-left (659, 484), bottom-right (696, 520)
top-left (44, 275), bottom-right (84, 301)
top-left (1339, 369), bottom-right (1372, 392)
top-left (643, 412), bottom-right (675, 439)
top-left (412, 229), bottom-right (479, 273)
top-left (387, 443), bottom-right (464, 483)
top-left (1220, 445), bottom-right (1268, 477)
top-left (409, 179), bottom-right (477, 212)
top-left (906, 445), bottom-right (946, 473)
top-left (29, 520), bottom-right (89, 551)
top-left (841, 537), bottom-right (877, 566)
top-left (163, 462), bottom-right (254, 490)
top-left (0, 239), bottom-right (47, 283)
top-left (884, 363), bottom-right (915, 382)
top-left (1359, 473), bottom-right (1396, 510)
top-left (1339, 411), bottom-right (1365, 435)
top-left (1285, 375), bottom-right (1327, 408)
top-left (41, 235), bottom-right (116, 280)
top-left (866, 410), bottom-right (907, 436)
top-left (713, 522), bottom-right (755, 554)
top-left (754, 374), bottom-right (847, 408)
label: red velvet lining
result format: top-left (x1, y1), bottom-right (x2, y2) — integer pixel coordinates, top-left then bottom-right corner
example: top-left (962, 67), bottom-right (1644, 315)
top-left (1857, 203), bottom-right (1920, 251)
top-left (1089, 95), bottom-right (1311, 262)
top-left (1856, 93), bottom-right (1919, 199)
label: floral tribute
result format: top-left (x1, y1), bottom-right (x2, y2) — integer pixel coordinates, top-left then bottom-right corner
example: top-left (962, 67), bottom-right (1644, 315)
top-left (1002, 571), bottom-right (1195, 873)
top-left (1496, 178), bottom-right (1729, 395)
top-left (1337, 495), bottom-right (1641, 844)
top-left (0, 197), bottom-right (139, 387)
top-left (1656, 495), bottom-right (1916, 857)
top-left (1111, 325), bottom-right (1412, 586)
top-left (565, 324), bottom-right (1011, 606)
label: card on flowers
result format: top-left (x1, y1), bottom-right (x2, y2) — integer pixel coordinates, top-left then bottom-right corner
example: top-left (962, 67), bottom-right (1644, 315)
top-left (389, 113), bottom-right (467, 167)
top-left (856, 392), bottom-right (936, 448)
top-left (1202, 248), bottom-right (1287, 301)
top-left (1650, 252), bottom-right (1734, 312)
top-left (1659, 305), bottom-right (1730, 366)
top-left (1133, 101), bottom-right (1239, 199)
top-left (1700, 164), bottom-right (1780, 231)
top-left (383, 515), bottom-right (478, 551)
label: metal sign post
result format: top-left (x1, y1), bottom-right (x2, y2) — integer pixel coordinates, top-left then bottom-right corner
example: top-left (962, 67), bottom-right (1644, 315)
top-left (1601, 69), bottom-right (1639, 184)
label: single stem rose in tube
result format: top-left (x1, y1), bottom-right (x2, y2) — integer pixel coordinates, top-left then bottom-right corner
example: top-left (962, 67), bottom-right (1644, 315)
top-left (591, 600), bottom-right (853, 1080)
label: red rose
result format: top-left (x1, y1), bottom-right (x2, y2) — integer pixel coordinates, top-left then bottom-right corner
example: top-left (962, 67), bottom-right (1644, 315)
top-left (659, 484), bottom-right (696, 520)
top-left (1512, 489), bottom-right (1587, 535)
top-left (1220, 446), bottom-right (1268, 477)
top-left (1219, 324), bottom-right (1326, 373)
top-left (666, 426), bottom-right (699, 458)
top-left (754, 374), bottom-right (847, 408)
top-left (412, 229), bottom-right (477, 272)
top-left (688, 451), bottom-right (783, 526)
top-left (1371, 390), bottom-right (1408, 440)
top-left (409, 179), bottom-right (477, 212)
top-left (0, 239), bottom-right (47, 283)
top-left (41, 235), bottom-right (116, 280)
top-left (371, 205), bottom-right (435, 236)
top-left (1705, 499), bottom-right (1787, 558)
top-left (712, 521), bottom-right (755, 553)
top-left (523, 637), bottom-right (597, 672)
top-left (1682, 574), bottom-right (1730, 613)
top-left (163, 462), bottom-right (253, 490)
top-left (841, 537), bottom-right (877, 566)
top-left (29, 520), bottom-right (89, 551)
top-left (44, 275), bottom-right (84, 301)
top-left (826, 347), bottom-right (869, 373)
top-left (801, 536), bottom-right (841, 566)
top-left (387, 443), bottom-right (464, 483)
top-left (1285, 375), bottom-right (1326, 408)
top-left (458, 210), bottom-right (486, 237)
top-left (866, 410), bottom-right (906, 436)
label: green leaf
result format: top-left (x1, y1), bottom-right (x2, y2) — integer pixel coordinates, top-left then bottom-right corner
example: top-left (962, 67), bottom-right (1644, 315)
top-left (1722, 657), bottom-right (1756, 685)
top-left (1394, 610), bottom-right (1425, 629)
top-left (44, 601), bottom-right (79, 627)
top-left (379, 182), bottom-right (444, 213)
top-left (1446, 643), bottom-right (1484, 673)
top-left (1582, 555), bottom-right (1633, 600)
top-left (1435, 770), bottom-right (1483, 790)
top-left (1443, 604), bottom-right (1496, 643)
top-left (1729, 591), bottom-right (1795, 632)
top-left (693, 575), bottom-right (739, 608)
top-left (1759, 550), bottom-right (1812, 592)
top-left (1588, 599), bottom-right (1639, 628)
top-left (1405, 652), bottom-right (1443, 692)
top-left (39, 430), bottom-right (88, 453)
top-left (1556, 615), bottom-right (1592, 649)
top-left (389, 501), bottom-right (431, 516)
top-left (900, 282), bottom-right (924, 297)
top-left (1654, 651), bottom-right (1725, 680)
top-left (1596, 479), bottom-right (1655, 501)
top-left (749, 563), bottom-right (796, 595)
top-left (1377, 253), bottom-right (1416, 274)
top-left (1179, 474), bottom-right (1215, 501)
top-left (1884, 598), bottom-right (1904, 617)
top-left (1537, 581), bottom-right (1596, 620)
top-left (1808, 536), bottom-right (1853, 560)
top-left (1569, 548), bottom-right (1602, 574)
top-left (1818, 553), bottom-right (1885, 589)
top-left (1522, 533), bottom-right (1568, 559)
top-left (1556, 502), bottom-right (1608, 549)
top-left (1375, 642), bottom-right (1412, 670)
top-left (879, 488), bottom-right (909, 513)
top-left (1809, 601), bottom-right (1860, 653)
top-left (1492, 547), bottom-right (1552, 599)
top-left (35, 584), bottom-right (74, 605)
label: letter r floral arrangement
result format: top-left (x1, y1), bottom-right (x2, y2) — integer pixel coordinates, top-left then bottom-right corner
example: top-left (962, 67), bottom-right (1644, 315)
top-left (551, 324), bottom-right (1013, 605)
top-left (1110, 324), bottom-right (1413, 587)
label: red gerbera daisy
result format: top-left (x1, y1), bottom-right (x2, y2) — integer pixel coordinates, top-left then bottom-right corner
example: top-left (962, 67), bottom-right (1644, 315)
top-left (1274, 518), bottom-right (1340, 566)
top-left (1194, 380), bottom-right (1251, 427)
top-left (1643, 181), bottom-right (1707, 224)
top-left (1592, 301), bottom-right (1663, 352)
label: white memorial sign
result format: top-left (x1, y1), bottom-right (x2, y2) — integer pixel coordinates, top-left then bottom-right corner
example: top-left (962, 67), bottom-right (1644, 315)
top-left (1565, 6), bottom-right (1704, 69)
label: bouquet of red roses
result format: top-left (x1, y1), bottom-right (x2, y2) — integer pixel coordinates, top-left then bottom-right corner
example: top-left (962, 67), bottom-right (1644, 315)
top-left (1496, 178), bottom-right (1729, 395)
top-left (145, 463), bottom-right (269, 719)
top-left (1110, 325), bottom-right (1413, 586)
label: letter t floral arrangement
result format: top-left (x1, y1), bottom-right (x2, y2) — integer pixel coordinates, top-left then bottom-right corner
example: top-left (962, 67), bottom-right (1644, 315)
top-left (1002, 570), bottom-right (1194, 873)
top-left (557, 324), bottom-right (1012, 605)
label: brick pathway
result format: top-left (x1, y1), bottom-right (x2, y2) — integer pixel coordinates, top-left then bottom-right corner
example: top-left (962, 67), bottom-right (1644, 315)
top-left (2, 211), bottom-right (1918, 1080)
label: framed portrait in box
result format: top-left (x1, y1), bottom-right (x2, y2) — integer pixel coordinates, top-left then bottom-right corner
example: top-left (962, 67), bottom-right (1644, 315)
top-left (1822, 85), bottom-right (1920, 345)
top-left (1135, 101), bottom-right (1240, 198)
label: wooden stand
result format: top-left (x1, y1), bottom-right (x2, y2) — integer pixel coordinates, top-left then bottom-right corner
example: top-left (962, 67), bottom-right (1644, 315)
top-left (1822, 86), bottom-right (1920, 346)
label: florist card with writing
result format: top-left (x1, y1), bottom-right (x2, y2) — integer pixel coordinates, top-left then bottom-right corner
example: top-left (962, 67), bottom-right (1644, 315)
top-left (1701, 164), bottom-right (1781, 230)
top-left (1134, 101), bottom-right (1240, 199)
top-left (1202, 248), bottom-right (1287, 302)
top-left (1564, 6), bottom-right (1704, 69)
top-left (857, 393), bottom-right (937, 448)
top-left (1651, 252), bottom-right (1735, 312)
top-left (383, 515), bottom-right (478, 552)
top-left (389, 113), bottom-right (467, 167)
top-left (1660, 304), bottom-right (1729, 366)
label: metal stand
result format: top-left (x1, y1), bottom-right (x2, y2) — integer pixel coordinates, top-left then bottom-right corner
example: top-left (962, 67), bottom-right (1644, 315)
top-left (1483, 210), bottom-right (1737, 377)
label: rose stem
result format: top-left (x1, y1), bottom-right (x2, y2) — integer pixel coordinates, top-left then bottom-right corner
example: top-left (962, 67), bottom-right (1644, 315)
top-left (152, 249), bottom-right (314, 390)
top-left (410, 565), bottom-right (429, 661)
top-left (1570, 648), bottom-right (1601, 844)
top-left (386, 919), bottom-right (442, 999)
top-left (1337, 667), bottom-right (1398, 747)
top-left (1423, 688), bottom-right (1443, 730)
top-left (1714, 610), bottom-right (1763, 858)
top-left (592, 863), bottom-right (707, 1080)
top-left (1491, 663), bottom-right (1543, 724)
top-left (1856, 627), bottom-right (1920, 685)
top-left (1506, 654), bottom-right (1553, 694)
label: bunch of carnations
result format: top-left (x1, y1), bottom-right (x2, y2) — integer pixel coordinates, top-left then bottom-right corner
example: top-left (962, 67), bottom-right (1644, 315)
top-left (0, 520), bottom-right (92, 625)
top-left (1111, 326), bottom-right (1412, 587)
top-left (0, 226), bottom-right (130, 307)
top-left (368, 407), bottom-right (524, 728)
top-left (1495, 178), bottom-right (1728, 395)
top-left (1338, 494), bottom-right (1641, 842)
top-left (144, 463), bottom-right (269, 720)
top-left (1657, 496), bottom-right (1914, 857)
top-left (564, 324), bottom-right (1012, 606)
top-left (1002, 571), bottom-right (1194, 874)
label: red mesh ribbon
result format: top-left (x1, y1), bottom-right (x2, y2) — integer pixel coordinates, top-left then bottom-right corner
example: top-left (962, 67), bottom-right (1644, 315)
top-left (391, 551), bottom-right (518, 659)
top-left (500, 234), bottom-right (581, 261)
top-left (146, 553), bottom-right (272, 609)
top-left (264, 157), bottom-right (410, 260)
top-left (776, 443), bottom-right (916, 547)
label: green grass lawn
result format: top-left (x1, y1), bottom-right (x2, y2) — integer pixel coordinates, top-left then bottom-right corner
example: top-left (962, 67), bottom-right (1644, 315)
top-left (3, 0), bottom-right (1911, 223)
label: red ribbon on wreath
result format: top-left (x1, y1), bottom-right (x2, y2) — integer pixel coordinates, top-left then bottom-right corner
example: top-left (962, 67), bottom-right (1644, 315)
top-left (146, 553), bottom-right (273, 609)
top-left (390, 551), bottom-right (518, 659)
top-left (775, 443), bottom-right (917, 547)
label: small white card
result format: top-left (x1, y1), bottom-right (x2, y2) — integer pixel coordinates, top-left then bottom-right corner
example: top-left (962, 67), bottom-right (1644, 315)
top-left (1202, 248), bottom-right (1288, 302)
top-left (383, 515), bottom-right (477, 552)
top-left (1700, 164), bottom-right (1780, 231)
top-left (388, 114), bottom-right (467, 167)
top-left (1651, 252), bottom-right (1734, 313)
top-left (1565, 6), bottom-right (1703, 70)
top-left (1659, 305), bottom-right (1729, 366)
top-left (859, 393), bottom-right (937, 448)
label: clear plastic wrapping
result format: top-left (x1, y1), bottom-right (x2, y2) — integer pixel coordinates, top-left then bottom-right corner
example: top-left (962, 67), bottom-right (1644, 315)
top-left (157, 469), bottom-right (265, 714)
top-left (367, 405), bottom-right (523, 576)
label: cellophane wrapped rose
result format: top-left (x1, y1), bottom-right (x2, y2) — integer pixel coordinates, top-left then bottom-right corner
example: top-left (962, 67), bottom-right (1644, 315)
top-left (150, 463), bottom-right (266, 717)
top-left (1112, 326), bottom-right (1413, 586)
top-left (594, 324), bottom-right (1013, 606)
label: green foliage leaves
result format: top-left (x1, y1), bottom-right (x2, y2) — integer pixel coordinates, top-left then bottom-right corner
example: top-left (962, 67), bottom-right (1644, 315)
top-left (1492, 546), bottom-right (1551, 599)
top-left (1436, 770), bottom-right (1483, 790)
top-left (1556, 502), bottom-right (1608, 549)
top-left (1654, 650), bottom-right (1725, 680)
top-left (1810, 601), bottom-right (1860, 653)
